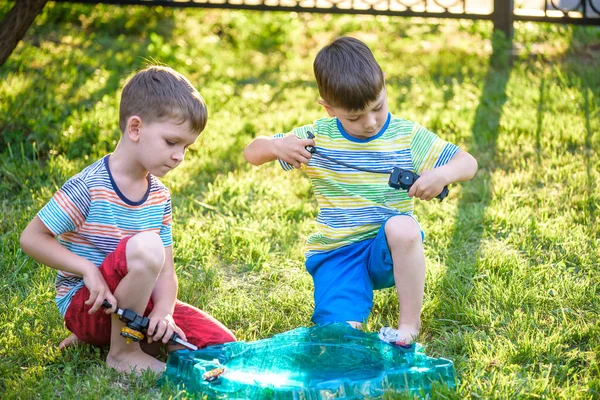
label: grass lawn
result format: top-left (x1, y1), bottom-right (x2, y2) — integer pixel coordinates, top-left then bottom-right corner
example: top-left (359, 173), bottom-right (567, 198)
top-left (1, 3), bottom-right (599, 398)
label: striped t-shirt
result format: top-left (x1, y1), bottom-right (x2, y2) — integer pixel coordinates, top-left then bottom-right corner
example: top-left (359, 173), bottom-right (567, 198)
top-left (276, 113), bottom-right (460, 258)
top-left (37, 155), bottom-right (173, 316)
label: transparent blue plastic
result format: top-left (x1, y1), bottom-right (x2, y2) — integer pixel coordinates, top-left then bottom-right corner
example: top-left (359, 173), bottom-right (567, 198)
top-left (162, 323), bottom-right (456, 399)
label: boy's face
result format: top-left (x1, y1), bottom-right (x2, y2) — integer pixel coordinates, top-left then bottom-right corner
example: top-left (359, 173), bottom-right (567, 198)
top-left (131, 118), bottom-right (199, 177)
top-left (320, 88), bottom-right (389, 139)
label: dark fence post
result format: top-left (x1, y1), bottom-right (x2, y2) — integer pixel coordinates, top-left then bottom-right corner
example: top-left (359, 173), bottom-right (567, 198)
top-left (493, 0), bottom-right (514, 37)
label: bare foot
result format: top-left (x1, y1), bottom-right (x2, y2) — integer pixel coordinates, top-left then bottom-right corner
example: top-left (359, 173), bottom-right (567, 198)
top-left (58, 333), bottom-right (82, 350)
top-left (379, 325), bottom-right (420, 348)
top-left (106, 348), bottom-right (165, 375)
top-left (397, 324), bottom-right (420, 345)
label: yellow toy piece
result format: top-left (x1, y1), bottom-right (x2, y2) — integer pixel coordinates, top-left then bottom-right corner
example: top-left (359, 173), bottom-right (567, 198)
top-left (203, 367), bottom-right (226, 382)
top-left (120, 326), bottom-right (144, 344)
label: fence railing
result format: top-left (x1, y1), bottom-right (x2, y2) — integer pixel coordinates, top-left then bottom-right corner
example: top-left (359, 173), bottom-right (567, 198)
top-left (1, 0), bottom-right (599, 66)
top-left (52, 0), bottom-right (600, 36)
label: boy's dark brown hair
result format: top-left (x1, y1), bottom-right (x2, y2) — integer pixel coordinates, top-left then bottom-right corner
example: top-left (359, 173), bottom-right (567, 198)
top-left (313, 37), bottom-right (385, 112)
top-left (119, 66), bottom-right (207, 134)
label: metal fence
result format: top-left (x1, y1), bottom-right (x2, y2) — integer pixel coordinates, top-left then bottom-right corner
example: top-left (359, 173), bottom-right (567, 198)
top-left (53, 0), bottom-right (600, 35)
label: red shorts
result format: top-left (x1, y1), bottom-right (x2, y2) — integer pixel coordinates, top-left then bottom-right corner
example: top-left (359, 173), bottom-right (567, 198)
top-left (64, 237), bottom-right (236, 348)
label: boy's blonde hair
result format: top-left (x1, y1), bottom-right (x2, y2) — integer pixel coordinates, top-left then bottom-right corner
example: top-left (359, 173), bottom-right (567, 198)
top-left (119, 66), bottom-right (207, 134)
top-left (313, 37), bottom-right (384, 112)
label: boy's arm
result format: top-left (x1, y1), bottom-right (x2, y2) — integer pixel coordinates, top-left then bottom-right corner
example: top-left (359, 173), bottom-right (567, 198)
top-left (409, 150), bottom-right (478, 201)
top-left (244, 135), bottom-right (315, 168)
top-left (146, 245), bottom-right (187, 344)
top-left (20, 216), bottom-right (117, 313)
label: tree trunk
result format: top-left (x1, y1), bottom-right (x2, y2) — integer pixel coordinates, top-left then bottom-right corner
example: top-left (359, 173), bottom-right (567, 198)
top-left (0, 0), bottom-right (48, 66)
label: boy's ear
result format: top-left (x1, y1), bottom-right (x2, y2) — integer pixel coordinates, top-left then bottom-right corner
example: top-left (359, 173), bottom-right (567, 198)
top-left (126, 116), bottom-right (142, 142)
top-left (318, 99), bottom-right (335, 117)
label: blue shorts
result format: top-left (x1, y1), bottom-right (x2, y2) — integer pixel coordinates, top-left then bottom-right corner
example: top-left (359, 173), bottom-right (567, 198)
top-left (305, 217), bottom-right (424, 325)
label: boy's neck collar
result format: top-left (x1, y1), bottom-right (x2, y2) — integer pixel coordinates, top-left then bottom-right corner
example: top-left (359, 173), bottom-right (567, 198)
top-left (336, 112), bottom-right (391, 143)
top-left (104, 154), bottom-right (151, 206)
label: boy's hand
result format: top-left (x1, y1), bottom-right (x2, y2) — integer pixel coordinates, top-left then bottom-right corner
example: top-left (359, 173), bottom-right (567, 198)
top-left (82, 266), bottom-right (117, 314)
top-left (146, 312), bottom-right (187, 345)
top-left (274, 134), bottom-right (315, 168)
top-left (408, 169), bottom-right (448, 201)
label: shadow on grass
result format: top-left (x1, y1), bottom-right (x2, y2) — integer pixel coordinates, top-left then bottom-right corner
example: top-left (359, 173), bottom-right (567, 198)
top-left (553, 30), bottom-right (599, 271)
top-left (581, 80), bottom-right (598, 226)
top-left (429, 32), bottom-right (513, 344)
top-left (535, 78), bottom-right (545, 166)
top-left (0, 3), bottom-right (177, 161)
top-left (583, 90), bottom-right (597, 218)
top-left (545, 33), bottom-right (599, 232)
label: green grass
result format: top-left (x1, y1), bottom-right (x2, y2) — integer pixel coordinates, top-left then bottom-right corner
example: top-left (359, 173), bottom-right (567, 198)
top-left (1, 2), bottom-right (599, 398)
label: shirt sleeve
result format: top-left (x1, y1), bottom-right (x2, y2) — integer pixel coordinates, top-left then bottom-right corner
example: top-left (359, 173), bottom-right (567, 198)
top-left (409, 123), bottom-right (460, 174)
top-left (274, 124), bottom-right (315, 171)
top-left (160, 190), bottom-right (173, 247)
top-left (37, 175), bottom-right (90, 236)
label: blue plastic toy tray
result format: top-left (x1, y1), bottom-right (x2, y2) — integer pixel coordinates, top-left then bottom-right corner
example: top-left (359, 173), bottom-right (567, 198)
top-left (162, 323), bottom-right (456, 399)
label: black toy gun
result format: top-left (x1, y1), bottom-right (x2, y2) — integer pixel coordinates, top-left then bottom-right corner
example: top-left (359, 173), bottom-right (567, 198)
top-left (388, 167), bottom-right (449, 201)
top-left (102, 300), bottom-right (198, 351)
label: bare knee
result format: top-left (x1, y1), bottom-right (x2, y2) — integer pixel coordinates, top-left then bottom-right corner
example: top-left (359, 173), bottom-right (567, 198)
top-left (384, 216), bottom-right (422, 251)
top-left (126, 232), bottom-right (165, 276)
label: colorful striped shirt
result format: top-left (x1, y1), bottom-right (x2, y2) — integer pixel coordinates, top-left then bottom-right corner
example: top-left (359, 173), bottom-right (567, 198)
top-left (276, 113), bottom-right (460, 258)
top-left (37, 155), bottom-right (173, 316)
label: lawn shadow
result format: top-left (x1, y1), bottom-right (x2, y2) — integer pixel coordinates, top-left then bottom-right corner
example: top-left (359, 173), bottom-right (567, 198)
top-left (560, 32), bottom-right (599, 237)
top-left (428, 32), bottom-right (513, 340)
top-left (534, 33), bottom-right (599, 234)
top-left (535, 78), bottom-right (545, 166)
top-left (0, 3), bottom-right (177, 161)
top-left (581, 78), bottom-right (598, 226)
top-left (583, 87), bottom-right (597, 222)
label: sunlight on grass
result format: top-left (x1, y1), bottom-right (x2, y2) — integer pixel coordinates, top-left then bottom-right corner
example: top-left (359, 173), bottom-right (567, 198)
top-left (1, 3), bottom-right (599, 398)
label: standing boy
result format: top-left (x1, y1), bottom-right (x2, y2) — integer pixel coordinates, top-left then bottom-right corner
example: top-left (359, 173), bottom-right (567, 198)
top-left (20, 66), bottom-right (235, 374)
top-left (244, 37), bottom-right (478, 346)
